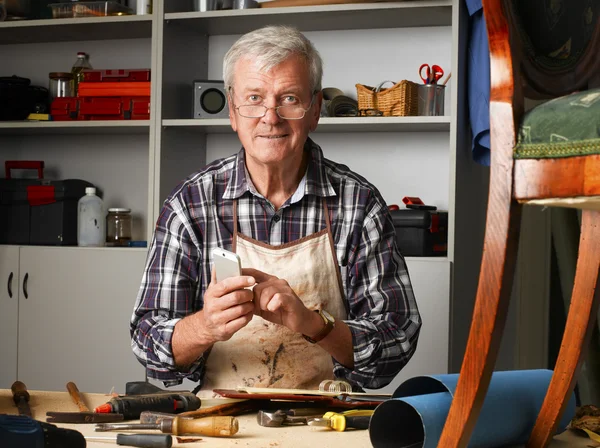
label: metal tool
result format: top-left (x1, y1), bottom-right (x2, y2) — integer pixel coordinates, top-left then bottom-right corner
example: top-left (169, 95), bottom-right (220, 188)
top-left (307, 409), bottom-right (374, 431)
top-left (0, 414), bottom-right (85, 448)
top-left (95, 415), bottom-right (239, 437)
top-left (11, 381), bottom-right (32, 417)
top-left (257, 409), bottom-right (325, 427)
top-left (85, 434), bottom-right (172, 447)
top-left (419, 63), bottom-right (444, 85)
top-left (94, 392), bottom-right (201, 420)
top-left (46, 381), bottom-right (124, 424)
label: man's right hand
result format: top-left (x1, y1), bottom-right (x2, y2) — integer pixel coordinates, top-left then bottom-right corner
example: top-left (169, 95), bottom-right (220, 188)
top-left (200, 271), bottom-right (256, 343)
top-left (172, 271), bottom-right (255, 368)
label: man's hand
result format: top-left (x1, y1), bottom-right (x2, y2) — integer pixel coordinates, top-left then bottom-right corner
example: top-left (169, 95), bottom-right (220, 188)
top-left (244, 268), bottom-right (322, 336)
top-left (172, 270), bottom-right (255, 368)
top-left (200, 270), bottom-right (256, 343)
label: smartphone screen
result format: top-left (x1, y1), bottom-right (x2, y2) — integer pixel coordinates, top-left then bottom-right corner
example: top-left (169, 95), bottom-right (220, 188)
top-left (212, 247), bottom-right (242, 283)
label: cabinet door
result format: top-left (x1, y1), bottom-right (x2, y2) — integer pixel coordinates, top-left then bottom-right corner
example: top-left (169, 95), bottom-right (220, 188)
top-left (17, 247), bottom-right (147, 393)
top-left (0, 246), bottom-right (19, 389)
top-left (366, 259), bottom-right (450, 394)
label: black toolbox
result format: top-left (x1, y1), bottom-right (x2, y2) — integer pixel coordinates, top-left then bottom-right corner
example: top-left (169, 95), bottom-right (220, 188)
top-left (389, 199), bottom-right (448, 257)
top-left (0, 161), bottom-right (92, 245)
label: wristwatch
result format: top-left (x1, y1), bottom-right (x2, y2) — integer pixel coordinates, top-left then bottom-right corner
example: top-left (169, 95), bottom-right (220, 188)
top-left (303, 309), bottom-right (335, 344)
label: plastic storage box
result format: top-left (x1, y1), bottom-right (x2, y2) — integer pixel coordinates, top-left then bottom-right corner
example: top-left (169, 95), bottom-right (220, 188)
top-left (390, 209), bottom-right (448, 257)
top-left (0, 161), bottom-right (93, 245)
top-left (49, 1), bottom-right (133, 18)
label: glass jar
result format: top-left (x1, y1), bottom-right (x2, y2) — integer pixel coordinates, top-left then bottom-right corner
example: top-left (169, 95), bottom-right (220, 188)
top-left (49, 72), bottom-right (74, 101)
top-left (106, 208), bottom-right (132, 247)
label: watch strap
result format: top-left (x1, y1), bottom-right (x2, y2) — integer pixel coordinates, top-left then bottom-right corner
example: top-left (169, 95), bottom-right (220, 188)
top-left (303, 310), bottom-right (335, 344)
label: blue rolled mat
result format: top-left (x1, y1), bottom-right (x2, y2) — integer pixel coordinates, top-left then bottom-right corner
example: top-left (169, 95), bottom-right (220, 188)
top-left (369, 369), bottom-right (576, 448)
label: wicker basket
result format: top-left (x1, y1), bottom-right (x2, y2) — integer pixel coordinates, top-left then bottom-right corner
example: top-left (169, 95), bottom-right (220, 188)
top-left (355, 80), bottom-right (419, 117)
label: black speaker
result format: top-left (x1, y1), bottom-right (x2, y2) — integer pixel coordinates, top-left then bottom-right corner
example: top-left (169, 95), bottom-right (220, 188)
top-left (193, 80), bottom-right (229, 119)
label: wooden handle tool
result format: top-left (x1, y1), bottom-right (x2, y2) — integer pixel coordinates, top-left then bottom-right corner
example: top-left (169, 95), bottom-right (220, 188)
top-left (46, 381), bottom-right (124, 424)
top-left (96, 416), bottom-right (239, 437)
top-left (67, 381), bottom-right (90, 412)
top-left (11, 381), bottom-right (32, 417)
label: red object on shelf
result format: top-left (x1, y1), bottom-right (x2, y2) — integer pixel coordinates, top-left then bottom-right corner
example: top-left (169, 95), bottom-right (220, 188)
top-left (50, 98), bottom-right (79, 121)
top-left (82, 69), bottom-right (151, 83)
top-left (78, 82), bottom-right (151, 97)
top-left (50, 96), bottom-right (150, 121)
top-left (79, 97), bottom-right (150, 120)
top-left (5, 161), bottom-right (44, 179)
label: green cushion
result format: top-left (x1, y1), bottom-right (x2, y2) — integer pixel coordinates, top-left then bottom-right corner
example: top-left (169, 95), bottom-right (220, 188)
top-left (514, 88), bottom-right (600, 159)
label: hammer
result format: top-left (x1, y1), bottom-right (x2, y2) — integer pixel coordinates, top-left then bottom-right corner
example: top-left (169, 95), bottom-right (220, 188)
top-left (257, 409), bottom-right (325, 427)
top-left (46, 381), bottom-right (124, 424)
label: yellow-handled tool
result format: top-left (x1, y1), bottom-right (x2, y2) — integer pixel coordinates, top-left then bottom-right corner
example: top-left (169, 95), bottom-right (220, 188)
top-left (307, 409), bottom-right (374, 431)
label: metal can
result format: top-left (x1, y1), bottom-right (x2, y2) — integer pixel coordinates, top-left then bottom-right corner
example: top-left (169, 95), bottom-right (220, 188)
top-left (106, 208), bottom-right (132, 246)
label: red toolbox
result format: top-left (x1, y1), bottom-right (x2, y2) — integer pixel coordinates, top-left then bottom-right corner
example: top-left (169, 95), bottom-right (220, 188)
top-left (51, 96), bottom-right (150, 120)
top-left (78, 82), bottom-right (151, 97)
top-left (82, 69), bottom-right (151, 82)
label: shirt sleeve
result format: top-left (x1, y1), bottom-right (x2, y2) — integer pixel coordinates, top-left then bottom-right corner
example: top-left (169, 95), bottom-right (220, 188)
top-left (130, 201), bottom-right (205, 387)
top-left (333, 199), bottom-right (422, 390)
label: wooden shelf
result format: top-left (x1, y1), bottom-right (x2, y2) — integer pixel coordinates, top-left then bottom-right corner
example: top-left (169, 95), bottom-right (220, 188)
top-left (165, 1), bottom-right (452, 35)
top-left (0, 15), bottom-right (153, 44)
top-left (162, 116), bottom-right (451, 133)
top-left (0, 121), bottom-right (151, 135)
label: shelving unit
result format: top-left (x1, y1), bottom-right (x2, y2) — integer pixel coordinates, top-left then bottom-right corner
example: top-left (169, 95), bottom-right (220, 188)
top-left (0, 0), bottom-right (469, 393)
top-left (0, 121), bottom-right (151, 135)
top-left (162, 116), bottom-right (452, 133)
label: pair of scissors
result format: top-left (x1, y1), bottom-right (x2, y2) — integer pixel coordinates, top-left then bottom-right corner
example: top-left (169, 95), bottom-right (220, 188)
top-left (419, 63), bottom-right (444, 84)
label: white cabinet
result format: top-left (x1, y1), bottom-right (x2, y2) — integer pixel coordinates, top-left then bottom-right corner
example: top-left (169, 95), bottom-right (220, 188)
top-left (369, 258), bottom-right (451, 393)
top-left (0, 246), bottom-right (147, 393)
top-left (0, 246), bottom-right (19, 389)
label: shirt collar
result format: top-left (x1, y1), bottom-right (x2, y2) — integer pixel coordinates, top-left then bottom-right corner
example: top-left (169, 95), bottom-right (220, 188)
top-left (222, 138), bottom-right (336, 200)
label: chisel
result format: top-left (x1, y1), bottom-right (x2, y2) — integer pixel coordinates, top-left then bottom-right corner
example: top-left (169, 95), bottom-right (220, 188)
top-left (95, 415), bottom-right (239, 437)
top-left (11, 381), bottom-right (32, 417)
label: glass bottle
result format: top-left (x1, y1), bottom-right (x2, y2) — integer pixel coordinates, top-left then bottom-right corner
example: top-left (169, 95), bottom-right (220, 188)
top-left (106, 208), bottom-right (133, 247)
top-left (71, 52), bottom-right (93, 96)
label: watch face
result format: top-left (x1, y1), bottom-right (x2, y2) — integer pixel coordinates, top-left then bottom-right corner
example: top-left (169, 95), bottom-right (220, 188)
top-left (322, 309), bottom-right (335, 323)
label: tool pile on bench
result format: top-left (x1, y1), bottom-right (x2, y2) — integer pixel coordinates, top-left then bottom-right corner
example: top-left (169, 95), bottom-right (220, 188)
top-left (1, 380), bottom-right (388, 447)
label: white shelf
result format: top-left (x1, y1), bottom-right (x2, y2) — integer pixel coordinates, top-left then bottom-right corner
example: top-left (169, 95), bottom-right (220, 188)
top-left (162, 116), bottom-right (451, 133)
top-left (0, 121), bottom-right (151, 135)
top-left (164, 1), bottom-right (452, 35)
top-left (0, 15), bottom-right (153, 44)
top-left (405, 256), bottom-right (449, 263)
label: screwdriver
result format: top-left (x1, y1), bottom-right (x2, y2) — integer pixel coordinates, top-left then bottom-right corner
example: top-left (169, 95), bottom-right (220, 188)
top-left (95, 415), bottom-right (239, 437)
top-left (85, 433), bottom-right (172, 447)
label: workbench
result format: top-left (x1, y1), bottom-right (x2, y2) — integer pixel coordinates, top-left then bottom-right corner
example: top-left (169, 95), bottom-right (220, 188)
top-left (0, 389), bottom-right (594, 447)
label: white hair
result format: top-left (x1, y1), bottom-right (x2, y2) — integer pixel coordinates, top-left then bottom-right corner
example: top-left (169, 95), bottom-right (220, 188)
top-left (223, 25), bottom-right (323, 93)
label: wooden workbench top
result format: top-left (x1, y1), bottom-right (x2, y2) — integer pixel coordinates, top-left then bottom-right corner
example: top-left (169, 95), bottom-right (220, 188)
top-left (0, 389), bottom-right (372, 447)
top-left (0, 389), bottom-right (595, 447)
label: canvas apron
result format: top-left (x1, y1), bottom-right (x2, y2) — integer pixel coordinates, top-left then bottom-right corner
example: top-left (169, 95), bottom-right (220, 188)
top-left (201, 199), bottom-right (347, 391)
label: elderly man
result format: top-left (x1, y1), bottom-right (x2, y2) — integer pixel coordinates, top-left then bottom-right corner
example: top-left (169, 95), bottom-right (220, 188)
top-left (131, 25), bottom-right (421, 393)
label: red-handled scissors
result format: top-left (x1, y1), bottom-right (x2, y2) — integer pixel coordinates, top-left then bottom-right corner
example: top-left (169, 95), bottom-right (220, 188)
top-left (419, 64), bottom-right (444, 84)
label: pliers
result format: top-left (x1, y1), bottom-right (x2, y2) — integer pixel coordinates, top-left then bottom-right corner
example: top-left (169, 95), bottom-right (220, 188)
top-left (307, 409), bottom-right (374, 431)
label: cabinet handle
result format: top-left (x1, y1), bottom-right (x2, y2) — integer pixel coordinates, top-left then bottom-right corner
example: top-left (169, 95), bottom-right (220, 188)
top-left (23, 273), bottom-right (29, 299)
top-left (7, 272), bottom-right (13, 298)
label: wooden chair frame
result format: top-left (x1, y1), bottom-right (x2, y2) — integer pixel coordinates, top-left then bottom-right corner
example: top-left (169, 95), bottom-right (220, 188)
top-left (437, 0), bottom-right (600, 446)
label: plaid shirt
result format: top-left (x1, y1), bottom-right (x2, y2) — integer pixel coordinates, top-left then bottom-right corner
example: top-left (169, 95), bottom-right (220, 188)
top-left (131, 138), bottom-right (421, 390)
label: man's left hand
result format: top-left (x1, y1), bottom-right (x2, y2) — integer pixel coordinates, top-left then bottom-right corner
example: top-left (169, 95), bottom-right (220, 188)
top-left (243, 268), bottom-right (318, 335)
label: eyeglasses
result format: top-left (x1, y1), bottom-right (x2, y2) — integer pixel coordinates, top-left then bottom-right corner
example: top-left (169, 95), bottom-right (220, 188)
top-left (232, 92), bottom-right (316, 120)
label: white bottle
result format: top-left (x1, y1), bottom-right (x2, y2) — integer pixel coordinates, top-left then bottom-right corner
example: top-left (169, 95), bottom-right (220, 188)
top-left (77, 187), bottom-right (106, 247)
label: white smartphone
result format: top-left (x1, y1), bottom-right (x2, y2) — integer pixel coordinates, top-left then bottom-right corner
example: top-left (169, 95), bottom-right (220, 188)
top-left (212, 247), bottom-right (242, 283)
